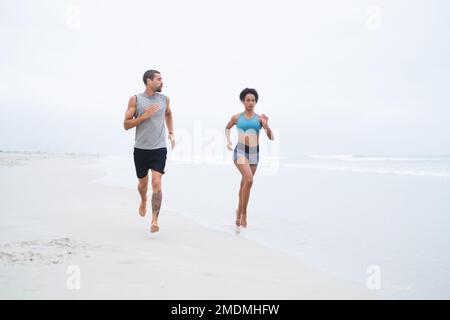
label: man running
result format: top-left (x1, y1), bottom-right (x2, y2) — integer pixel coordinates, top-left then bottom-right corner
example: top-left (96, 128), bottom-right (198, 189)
top-left (123, 69), bottom-right (175, 233)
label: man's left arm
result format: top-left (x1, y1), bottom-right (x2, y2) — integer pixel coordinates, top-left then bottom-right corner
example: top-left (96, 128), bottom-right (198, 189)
top-left (165, 96), bottom-right (175, 149)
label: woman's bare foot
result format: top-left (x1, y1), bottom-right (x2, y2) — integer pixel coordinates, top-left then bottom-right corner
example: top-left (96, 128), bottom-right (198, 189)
top-left (150, 221), bottom-right (159, 233)
top-left (240, 211), bottom-right (247, 228)
top-left (139, 198), bottom-right (147, 217)
top-left (235, 209), bottom-right (241, 226)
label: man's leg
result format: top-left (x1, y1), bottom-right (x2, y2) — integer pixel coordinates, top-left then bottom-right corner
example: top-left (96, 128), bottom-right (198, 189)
top-left (137, 175), bottom-right (149, 217)
top-left (150, 170), bottom-right (163, 233)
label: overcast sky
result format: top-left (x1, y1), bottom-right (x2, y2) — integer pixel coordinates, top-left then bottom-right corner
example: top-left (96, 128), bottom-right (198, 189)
top-left (1, 0), bottom-right (449, 158)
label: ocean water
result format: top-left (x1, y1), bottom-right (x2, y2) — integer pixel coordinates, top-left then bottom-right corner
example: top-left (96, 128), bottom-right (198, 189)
top-left (80, 153), bottom-right (450, 299)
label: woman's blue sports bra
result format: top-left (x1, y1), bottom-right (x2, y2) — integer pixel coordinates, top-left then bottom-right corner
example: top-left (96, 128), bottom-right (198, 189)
top-left (236, 112), bottom-right (261, 134)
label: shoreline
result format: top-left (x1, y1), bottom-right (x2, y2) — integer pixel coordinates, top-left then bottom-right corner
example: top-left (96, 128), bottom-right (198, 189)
top-left (0, 151), bottom-right (377, 299)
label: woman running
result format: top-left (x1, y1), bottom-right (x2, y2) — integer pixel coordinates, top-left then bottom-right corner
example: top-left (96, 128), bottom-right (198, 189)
top-left (225, 88), bottom-right (274, 228)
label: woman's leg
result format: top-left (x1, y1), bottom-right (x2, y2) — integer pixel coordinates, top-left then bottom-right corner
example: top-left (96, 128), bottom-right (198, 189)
top-left (240, 165), bottom-right (258, 227)
top-left (236, 177), bottom-right (244, 226)
top-left (234, 159), bottom-right (255, 227)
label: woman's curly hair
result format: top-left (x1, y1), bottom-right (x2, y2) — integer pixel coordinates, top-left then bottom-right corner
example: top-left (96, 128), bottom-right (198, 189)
top-left (239, 88), bottom-right (259, 103)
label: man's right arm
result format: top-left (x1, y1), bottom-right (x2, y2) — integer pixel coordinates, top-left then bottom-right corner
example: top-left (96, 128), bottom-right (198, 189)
top-left (123, 96), bottom-right (142, 130)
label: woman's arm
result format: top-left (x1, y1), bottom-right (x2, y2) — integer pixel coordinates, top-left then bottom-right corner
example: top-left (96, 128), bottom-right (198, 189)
top-left (260, 114), bottom-right (274, 140)
top-left (225, 114), bottom-right (238, 150)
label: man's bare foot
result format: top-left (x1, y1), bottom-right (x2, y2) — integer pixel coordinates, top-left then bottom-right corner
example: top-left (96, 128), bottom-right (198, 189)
top-left (150, 222), bottom-right (160, 233)
top-left (240, 212), bottom-right (247, 228)
top-left (235, 209), bottom-right (241, 226)
top-left (139, 198), bottom-right (147, 217)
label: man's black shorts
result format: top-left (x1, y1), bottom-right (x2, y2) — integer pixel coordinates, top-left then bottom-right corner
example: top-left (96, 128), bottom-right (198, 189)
top-left (133, 147), bottom-right (167, 178)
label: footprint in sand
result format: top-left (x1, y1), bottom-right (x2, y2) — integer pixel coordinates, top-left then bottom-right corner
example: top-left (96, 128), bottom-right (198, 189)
top-left (0, 237), bottom-right (94, 266)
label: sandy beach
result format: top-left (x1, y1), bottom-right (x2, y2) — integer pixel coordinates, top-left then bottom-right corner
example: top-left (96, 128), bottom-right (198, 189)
top-left (0, 151), bottom-right (376, 299)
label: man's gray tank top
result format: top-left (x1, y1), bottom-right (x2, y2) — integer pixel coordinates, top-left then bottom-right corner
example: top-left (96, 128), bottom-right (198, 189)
top-left (134, 92), bottom-right (167, 150)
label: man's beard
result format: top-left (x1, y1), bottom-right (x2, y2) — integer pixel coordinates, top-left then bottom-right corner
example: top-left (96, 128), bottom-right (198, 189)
top-left (157, 86), bottom-right (162, 92)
